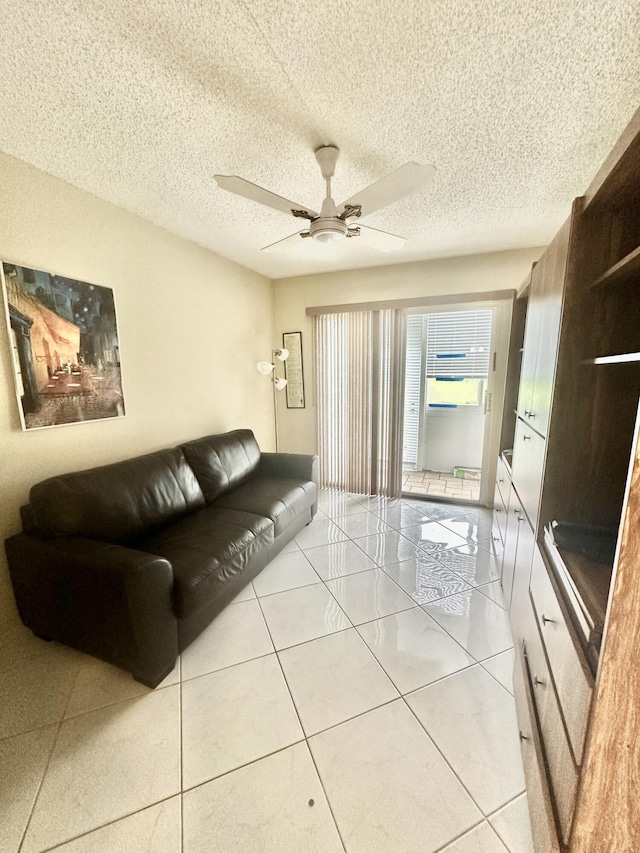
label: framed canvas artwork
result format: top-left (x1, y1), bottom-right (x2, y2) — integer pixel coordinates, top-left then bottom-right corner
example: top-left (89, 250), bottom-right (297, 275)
top-left (1, 261), bottom-right (126, 430)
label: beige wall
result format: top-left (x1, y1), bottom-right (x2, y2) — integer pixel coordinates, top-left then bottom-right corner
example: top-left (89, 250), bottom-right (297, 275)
top-left (273, 248), bottom-right (543, 455)
top-left (0, 152), bottom-right (274, 637)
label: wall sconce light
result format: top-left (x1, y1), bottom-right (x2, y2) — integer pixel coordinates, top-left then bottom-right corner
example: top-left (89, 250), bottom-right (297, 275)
top-left (257, 348), bottom-right (290, 450)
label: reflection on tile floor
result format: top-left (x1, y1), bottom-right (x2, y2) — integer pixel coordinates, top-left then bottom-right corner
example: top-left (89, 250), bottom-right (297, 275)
top-left (1, 491), bottom-right (534, 853)
top-left (403, 467), bottom-right (481, 501)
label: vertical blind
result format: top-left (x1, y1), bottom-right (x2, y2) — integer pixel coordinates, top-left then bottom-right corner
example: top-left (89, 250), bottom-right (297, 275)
top-left (315, 308), bottom-right (406, 497)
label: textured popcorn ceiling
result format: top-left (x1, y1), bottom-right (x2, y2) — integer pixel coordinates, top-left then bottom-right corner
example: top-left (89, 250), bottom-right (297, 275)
top-left (0, 1), bottom-right (638, 279)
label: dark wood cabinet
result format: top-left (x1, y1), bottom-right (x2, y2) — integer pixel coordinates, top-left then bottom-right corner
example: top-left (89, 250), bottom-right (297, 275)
top-left (495, 108), bottom-right (640, 851)
top-left (516, 220), bottom-right (569, 439)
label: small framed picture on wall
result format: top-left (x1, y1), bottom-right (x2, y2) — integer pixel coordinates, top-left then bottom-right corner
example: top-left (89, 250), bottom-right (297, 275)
top-left (283, 331), bottom-right (304, 408)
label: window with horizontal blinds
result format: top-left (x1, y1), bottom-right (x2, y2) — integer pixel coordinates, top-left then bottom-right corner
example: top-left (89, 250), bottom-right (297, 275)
top-left (425, 309), bottom-right (493, 378)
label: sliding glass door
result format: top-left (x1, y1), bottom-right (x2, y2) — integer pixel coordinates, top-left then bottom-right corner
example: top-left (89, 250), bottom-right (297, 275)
top-left (402, 305), bottom-right (498, 504)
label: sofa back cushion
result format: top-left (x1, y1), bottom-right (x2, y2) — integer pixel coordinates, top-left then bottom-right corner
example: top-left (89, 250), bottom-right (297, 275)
top-left (30, 448), bottom-right (205, 543)
top-left (180, 429), bottom-right (261, 503)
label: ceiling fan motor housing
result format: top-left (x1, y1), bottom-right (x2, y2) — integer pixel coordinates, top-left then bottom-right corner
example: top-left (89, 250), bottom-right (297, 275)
top-left (309, 217), bottom-right (349, 243)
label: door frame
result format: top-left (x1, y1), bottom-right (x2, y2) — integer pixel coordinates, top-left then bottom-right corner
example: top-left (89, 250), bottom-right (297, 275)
top-left (403, 296), bottom-right (513, 506)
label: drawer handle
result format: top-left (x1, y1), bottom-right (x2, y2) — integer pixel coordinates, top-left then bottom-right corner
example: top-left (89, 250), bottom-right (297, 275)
top-left (519, 730), bottom-right (529, 741)
top-left (524, 410), bottom-right (530, 416)
top-left (541, 613), bottom-right (555, 626)
top-left (517, 515), bottom-right (525, 523)
top-left (533, 674), bottom-right (545, 687)
top-left (499, 478), bottom-right (504, 484)
top-left (523, 435), bottom-right (531, 441)
top-left (529, 411), bottom-right (536, 418)
top-left (492, 535), bottom-right (500, 541)
top-left (496, 507), bottom-right (501, 513)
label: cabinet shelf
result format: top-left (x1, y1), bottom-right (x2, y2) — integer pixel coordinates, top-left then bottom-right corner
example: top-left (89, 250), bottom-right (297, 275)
top-left (590, 245), bottom-right (640, 289)
top-left (584, 352), bottom-right (640, 365)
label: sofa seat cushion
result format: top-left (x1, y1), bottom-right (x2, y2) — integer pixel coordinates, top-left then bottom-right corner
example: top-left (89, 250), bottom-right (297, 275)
top-left (140, 507), bottom-right (274, 618)
top-left (211, 477), bottom-right (316, 536)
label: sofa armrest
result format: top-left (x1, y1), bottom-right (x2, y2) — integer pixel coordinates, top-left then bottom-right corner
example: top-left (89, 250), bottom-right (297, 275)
top-left (258, 452), bottom-right (319, 484)
top-left (5, 533), bottom-right (178, 687)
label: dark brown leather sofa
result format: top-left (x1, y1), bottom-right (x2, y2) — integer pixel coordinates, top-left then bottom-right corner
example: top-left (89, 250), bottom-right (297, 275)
top-left (5, 429), bottom-right (318, 687)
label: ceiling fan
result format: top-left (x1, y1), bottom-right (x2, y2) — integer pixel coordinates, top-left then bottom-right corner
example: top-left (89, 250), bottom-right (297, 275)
top-left (214, 146), bottom-right (435, 253)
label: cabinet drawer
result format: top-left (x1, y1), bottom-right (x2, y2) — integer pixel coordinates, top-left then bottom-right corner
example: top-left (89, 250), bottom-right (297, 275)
top-left (512, 418), bottom-right (546, 526)
top-left (525, 608), bottom-right (579, 843)
top-left (513, 648), bottom-right (562, 853)
top-left (530, 548), bottom-right (593, 763)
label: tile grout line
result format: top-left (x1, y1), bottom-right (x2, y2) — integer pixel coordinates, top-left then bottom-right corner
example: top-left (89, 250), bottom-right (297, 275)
top-left (16, 652), bottom-right (86, 853)
top-left (20, 680), bottom-right (186, 853)
top-left (0, 665), bottom-right (181, 746)
top-left (8, 661), bottom-right (183, 851)
top-left (478, 661), bottom-right (516, 698)
top-left (253, 588), bottom-right (348, 853)
top-left (486, 788), bottom-right (528, 821)
top-left (36, 794), bottom-right (183, 853)
top-left (431, 818), bottom-right (509, 853)
top-left (17, 720), bottom-right (63, 853)
top-left (399, 693), bottom-right (491, 831)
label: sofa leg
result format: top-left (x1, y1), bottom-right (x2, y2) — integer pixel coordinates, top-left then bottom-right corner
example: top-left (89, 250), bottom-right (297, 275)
top-left (132, 661), bottom-right (176, 689)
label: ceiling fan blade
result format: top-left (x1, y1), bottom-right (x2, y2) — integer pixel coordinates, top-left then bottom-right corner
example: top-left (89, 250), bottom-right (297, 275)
top-left (351, 224), bottom-right (406, 252)
top-left (214, 175), bottom-right (319, 219)
top-left (338, 162), bottom-right (435, 218)
top-left (261, 230), bottom-right (309, 253)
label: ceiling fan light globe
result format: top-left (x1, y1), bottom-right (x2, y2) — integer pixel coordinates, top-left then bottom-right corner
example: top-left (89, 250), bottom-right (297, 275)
top-left (309, 217), bottom-right (348, 244)
top-left (314, 230), bottom-right (344, 243)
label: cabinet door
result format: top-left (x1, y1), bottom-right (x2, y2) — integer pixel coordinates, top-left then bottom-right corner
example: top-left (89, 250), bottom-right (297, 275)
top-left (495, 455), bottom-right (510, 505)
top-left (512, 418), bottom-right (546, 528)
top-left (517, 259), bottom-right (543, 420)
top-left (509, 517), bottom-right (535, 644)
top-left (528, 218), bottom-right (571, 438)
top-left (493, 478), bottom-right (507, 542)
top-left (501, 485), bottom-right (523, 609)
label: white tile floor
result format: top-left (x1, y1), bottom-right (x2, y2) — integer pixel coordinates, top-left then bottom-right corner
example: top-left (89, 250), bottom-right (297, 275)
top-left (1, 491), bottom-right (535, 852)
